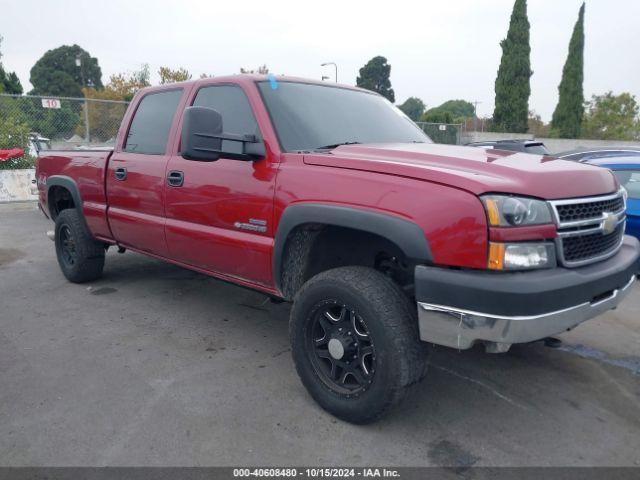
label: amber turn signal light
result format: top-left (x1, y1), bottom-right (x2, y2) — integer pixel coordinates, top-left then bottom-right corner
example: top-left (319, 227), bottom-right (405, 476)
top-left (488, 242), bottom-right (505, 270)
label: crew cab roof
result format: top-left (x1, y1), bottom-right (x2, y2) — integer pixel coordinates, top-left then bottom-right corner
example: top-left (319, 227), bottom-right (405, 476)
top-left (134, 74), bottom-right (372, 95)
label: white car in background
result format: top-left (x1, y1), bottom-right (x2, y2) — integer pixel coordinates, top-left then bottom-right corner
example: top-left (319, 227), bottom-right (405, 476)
top-left (28, 134), bottom-right (51, 157)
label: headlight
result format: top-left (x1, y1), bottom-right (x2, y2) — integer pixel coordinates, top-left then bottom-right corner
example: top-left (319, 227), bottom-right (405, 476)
top-left (482, 195), bottom-right (553, 227)
top-left (488, 242), bottom-right (556, 270)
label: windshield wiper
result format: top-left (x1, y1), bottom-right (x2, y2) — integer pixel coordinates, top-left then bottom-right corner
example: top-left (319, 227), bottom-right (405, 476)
top-left (315, 141), bottom-right (361, 150)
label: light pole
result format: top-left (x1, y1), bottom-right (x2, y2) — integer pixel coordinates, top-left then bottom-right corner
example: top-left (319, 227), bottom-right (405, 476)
top-left (321, 62), bottom-right (337, 83)
top-left (76, 55), bottom-right (90, 143)
top-left (472, 100), bottom-right (482, 132)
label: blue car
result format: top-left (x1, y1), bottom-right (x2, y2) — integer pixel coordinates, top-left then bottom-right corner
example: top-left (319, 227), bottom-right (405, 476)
top-left (585, 157), bottom-right (640, 240)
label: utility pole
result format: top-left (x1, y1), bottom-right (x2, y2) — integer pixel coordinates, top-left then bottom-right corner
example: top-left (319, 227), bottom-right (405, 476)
top-left (321, 62), bottom-right (338, 83)
top-left (472, 100), bottom-right (482, 132)
top-left (76, 55), bottom-right (90, 143)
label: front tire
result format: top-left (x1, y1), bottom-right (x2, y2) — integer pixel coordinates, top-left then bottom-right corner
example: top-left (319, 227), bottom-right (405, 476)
top-left (290, 266), bottom-right (427, 424)
top-left (54, 209), bottom-right (105, 283)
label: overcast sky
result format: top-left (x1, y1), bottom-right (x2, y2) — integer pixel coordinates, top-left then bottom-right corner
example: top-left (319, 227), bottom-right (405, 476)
top-left (1, 0), bottom-right (638, 121)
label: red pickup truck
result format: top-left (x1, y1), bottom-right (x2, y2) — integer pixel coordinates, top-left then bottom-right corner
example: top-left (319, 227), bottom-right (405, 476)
top-left (37, 75), bottom-right (639, 423)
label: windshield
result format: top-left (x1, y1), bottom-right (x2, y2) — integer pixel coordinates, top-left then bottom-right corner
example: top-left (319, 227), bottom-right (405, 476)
top-left (257, 81), bottom-right (430, 152)
top-left (613, 170), bottom-right (640, 200)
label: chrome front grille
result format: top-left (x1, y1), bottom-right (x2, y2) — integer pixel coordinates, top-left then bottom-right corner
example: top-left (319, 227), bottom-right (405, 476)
top-left (555, 196), bottom-right (625, 223)
top-left (561, 224), bottom-right (624, 263)
top-left (549, 190), bottom-right (626, 267)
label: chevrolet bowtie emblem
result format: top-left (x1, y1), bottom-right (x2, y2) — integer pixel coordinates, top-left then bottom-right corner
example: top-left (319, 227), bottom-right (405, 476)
top-left (602, 212), bottom-right (618, 235)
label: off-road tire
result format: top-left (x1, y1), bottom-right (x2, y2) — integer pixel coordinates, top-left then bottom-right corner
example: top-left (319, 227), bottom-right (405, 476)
top-left (290, 266), bottom-right (427, 424)
top-left (54, 209), bottom-right (105, 283)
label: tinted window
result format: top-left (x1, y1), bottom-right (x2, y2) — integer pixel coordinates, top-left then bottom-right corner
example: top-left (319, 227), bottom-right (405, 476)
top-left (125, 89), bottom-right (183, 154)
top-left (192, 85), bottom-right (260, 155)
top-left (193, 85), bottom-right (259, 135)
top-left (495, 144), bottom-right (522, 152)
top-left (613, 170), bottom-right (640, 200)
top-left (524, 144), bottom-right (549, 155)
top-left (258, 81), bottom-right (429, 152)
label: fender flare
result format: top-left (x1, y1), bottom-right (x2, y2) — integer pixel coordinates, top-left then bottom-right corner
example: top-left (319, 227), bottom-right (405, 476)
top-left (46, 175), bottom-right (83, 220)
top-left (272, 203), bottom-right (432, 293)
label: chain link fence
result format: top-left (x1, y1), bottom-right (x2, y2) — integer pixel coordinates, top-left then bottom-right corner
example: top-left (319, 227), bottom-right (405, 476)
top-left (0, 93), bottom-right (129, 169)
top-left (415, 122), bottom-right (464, 145)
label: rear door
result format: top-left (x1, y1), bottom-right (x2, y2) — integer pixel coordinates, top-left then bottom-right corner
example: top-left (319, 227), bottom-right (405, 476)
top-left (106, 88), bottom-right (186, 256)
top-left (164, 83), bottom-right (278, 286)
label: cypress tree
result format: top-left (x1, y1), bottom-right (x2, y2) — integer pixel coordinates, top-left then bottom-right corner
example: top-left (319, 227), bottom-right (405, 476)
top-left (492, 0), bottom-right (532, 133)
top-left (356, 56), bottom-right (395, 103)
top-left (551, 3), bottom-right (586, 138)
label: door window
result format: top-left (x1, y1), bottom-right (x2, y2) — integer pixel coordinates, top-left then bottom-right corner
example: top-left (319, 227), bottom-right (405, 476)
top-left (192, 85), bottom-right (259, 155)
top-left (124, 89), bottom-right (183, 154)
top-left (193, 85), bottom-right (259, 135)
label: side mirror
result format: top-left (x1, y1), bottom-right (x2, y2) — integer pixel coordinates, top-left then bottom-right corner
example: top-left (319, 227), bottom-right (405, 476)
top-left (181, 106), bottom-right (266, 162)
top-left (181, 106), bottom-right (223, 162)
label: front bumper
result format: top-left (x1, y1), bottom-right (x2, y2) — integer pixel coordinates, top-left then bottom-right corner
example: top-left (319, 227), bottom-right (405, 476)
top-left (415, 235), bottom-right (640, 352)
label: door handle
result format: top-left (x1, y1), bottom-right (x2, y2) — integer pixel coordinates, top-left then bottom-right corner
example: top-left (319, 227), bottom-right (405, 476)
top-left (167, 170), bottom-right (184, 187)
top-left (114, 167), bottom-right (127, 181)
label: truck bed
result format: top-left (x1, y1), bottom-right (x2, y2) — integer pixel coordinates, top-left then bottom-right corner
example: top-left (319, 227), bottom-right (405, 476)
top-left (37, 150), bottom-right (114, 240)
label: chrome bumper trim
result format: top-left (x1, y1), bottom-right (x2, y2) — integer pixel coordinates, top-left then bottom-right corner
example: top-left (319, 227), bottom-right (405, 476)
top-left (417, 275), bottom-right (636, 351)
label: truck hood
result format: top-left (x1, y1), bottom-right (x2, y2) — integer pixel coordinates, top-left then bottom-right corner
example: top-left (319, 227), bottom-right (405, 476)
top-left (303, 143), bottom-right (618, 199)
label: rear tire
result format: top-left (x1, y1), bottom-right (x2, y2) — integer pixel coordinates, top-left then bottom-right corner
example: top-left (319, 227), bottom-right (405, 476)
top-left (54, 209), bottom-right (105, 283)
top-left (290, 266), bottom-right (427, 424)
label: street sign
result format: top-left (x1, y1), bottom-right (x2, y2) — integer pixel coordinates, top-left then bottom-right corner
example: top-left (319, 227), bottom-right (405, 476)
top-left (439, 124), bottom-right (447, 131)
top-left (41, 98), bottom-right (61, 109)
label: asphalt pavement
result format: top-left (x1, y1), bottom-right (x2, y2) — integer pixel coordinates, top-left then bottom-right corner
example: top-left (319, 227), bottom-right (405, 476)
top-left (1, 202), bottom-right (639, 467)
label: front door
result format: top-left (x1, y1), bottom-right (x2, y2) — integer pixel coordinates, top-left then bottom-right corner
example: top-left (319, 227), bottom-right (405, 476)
top-left (164, 84), bottom-right (278, 286)
top-left (106, 88), bottom-right (185, 256)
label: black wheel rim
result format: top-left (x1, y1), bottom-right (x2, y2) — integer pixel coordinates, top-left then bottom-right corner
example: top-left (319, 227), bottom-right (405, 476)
top-left (306, 301), bottom-right (376, 396)
top-left (59, 225), bottom-right (77, 267)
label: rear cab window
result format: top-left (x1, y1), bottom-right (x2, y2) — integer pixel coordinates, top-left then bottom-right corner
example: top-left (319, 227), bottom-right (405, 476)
top-left (124, 89), bottom-right (183, 154)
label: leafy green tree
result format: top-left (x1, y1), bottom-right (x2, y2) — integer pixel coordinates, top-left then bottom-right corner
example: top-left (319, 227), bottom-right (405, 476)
top-left (425, 100), bottom-right (475, 123)
top-left (1, 71), bottom-right (23, 94)
top-left (398, 97), bottom-right (425, 121)
top-left (356, 56), bottom-right (395, 102)
top-left (0, 103), bottom-right (32, 169)
top-left (527, 111), bottom-right (550, 137)
top-left (108, 64), bottom-right (151, 101)
top-left (240, 65), bottom-right (269, 74)
top-left (158, 66), bottom-right (192, 84)
top-left (492, 0), bottom-right (532, 133)
top-left (11, 96), bottom-right (80, 139)
top-left (551, 3), bottom-right (585, 138)
top-left (581, 92), bottom-right (640, 141)
top-left (30, 44), bottom-right (103, 97)
top-left (0, 35), bottom-right (23, 94)
top-left (421, 110), bottom-right (455, 124)
top-left (77, 87), bottom-right (128, 141)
